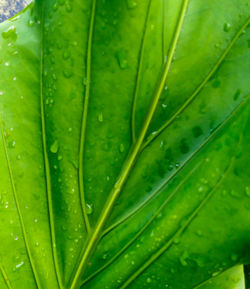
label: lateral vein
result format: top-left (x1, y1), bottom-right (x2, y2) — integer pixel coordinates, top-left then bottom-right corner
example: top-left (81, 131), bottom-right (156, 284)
top-left (0, 263), bottom-right (13, 289)
top-left (0, 117), bottom-right (41, 289)
top-left (131, 0), bottom-right (153, 143)
top-left (78, 0), bottom-right (97, 235)
top-left (142, 17), bottom-right (250, 150)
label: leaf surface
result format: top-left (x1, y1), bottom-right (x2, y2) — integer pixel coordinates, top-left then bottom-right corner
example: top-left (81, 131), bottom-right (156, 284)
top-left (0, 1), bottom-right (249, 289)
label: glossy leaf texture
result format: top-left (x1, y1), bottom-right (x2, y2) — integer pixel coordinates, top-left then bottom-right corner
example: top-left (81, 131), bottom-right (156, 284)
top-left (0, 0), bottom-right (249, 289)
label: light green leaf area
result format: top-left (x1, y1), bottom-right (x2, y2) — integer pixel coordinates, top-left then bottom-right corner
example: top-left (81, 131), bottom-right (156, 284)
top-left (0, 0), bottom-right (249, 289)
top-left (197, 266), bottom-right (245, 289)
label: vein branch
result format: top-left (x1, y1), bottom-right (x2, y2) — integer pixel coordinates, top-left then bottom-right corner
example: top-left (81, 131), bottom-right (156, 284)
top-left (142, 17), bottom-right (250, 150)
top-left (103, 94), bottom-right (250, 235)
top-left (81, 162), bottom-right (201, 286)
top-left (78, 0), bottom-right (97, 235)
top-left (131, 0), bottom-right (152, 143)
top-left (0, 263), bottom-right (13, 289)
top-left (69, 1), bottom-right (189, 288)
top-left (120, 160), bottom-right (236, 288)
top-left (0, 118), bottom-right (41, 289)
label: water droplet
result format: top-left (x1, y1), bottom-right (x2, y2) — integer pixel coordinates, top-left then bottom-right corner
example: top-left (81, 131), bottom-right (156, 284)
top-left (102, 253), bottom-right (108, 260)
top-left (245, 187), bottom-right (250, 197)
top-left (127, 0), bottom-right (137, 9)
top-left (28, 19), bottom-right (35, 27)
top-left (180, 251), bottom-right (188, 266)
top-left (116, 50), bottom-right (128, 69)
top-left (224, 23), bottom-right (231, 32)
top-left (180, 138), bottom-right (189, 154)
top-left (212, 271), bottom-right (220, 277)
top-left (146, 277), bottom-right (152, 283)
top-left (14, 236), bottom-right (18, 241)
top-left (86, 203), bottom-right (93, 215)
top-left (63, 50), bottom-right (71, 60)
top-left (119, 144), bottom-right (125, 153)
top-left (162, 103), bottom-right (167, 110)
top-left (15, 261), bottom-right (24, 269)
top-left (0, 91), bottom-right (3, 96)
top-left (233, 89), bottom-right (241, 101)
top-left (230, 190), bottom-right (241, 198)
top-left (5, 62), bottom-right (9, 66)
top-left (52, 2), bottom-right (58, 11)
top-left (58, 155), bottom-right (63, 161)
top-left (2, 25), bottom-right (17, 42)
top-left (231, 253), bottom-right (238, 261)
top-left (98, 112), bottom-right (104, 122)
top-left (212, 79), bottom-right (221, 88)
top-left (63, 69), bottom-right (73, 78)
top-left (192, 126), bottom-right (203, 138)
top-left (50, 140), bottom-right (59, 153)
top-left (66, 3), bottom-right (72, 12)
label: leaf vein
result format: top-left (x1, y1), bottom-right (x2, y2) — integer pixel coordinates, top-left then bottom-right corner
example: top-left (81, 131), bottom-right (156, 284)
top-left (142, 17), bottom-right (250, 150)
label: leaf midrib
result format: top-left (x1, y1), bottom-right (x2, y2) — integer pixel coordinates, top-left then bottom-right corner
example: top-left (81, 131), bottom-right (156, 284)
top-left (69, 0), bottom-right (190, 288)
top-left (119, 149), bottom-right (240, 288)
top-left (102, 17), bottom-right (250, 235)
top-left (81, 94), bottom-right (249, 286)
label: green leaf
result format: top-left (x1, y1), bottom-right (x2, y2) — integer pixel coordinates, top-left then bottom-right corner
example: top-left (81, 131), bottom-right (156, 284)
top-left (0, 1), bottom-right (249, 289)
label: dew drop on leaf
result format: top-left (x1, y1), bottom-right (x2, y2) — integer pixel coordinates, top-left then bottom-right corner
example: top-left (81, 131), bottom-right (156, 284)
top-left (2, 26), bottom-right (17, 42)
top-left (102, 253), bottom-right (108, 260)
top-left (245, 187), bottom-right (250, 197)
top-left (63, 69), bottom-right (73, 78)
top-left (63, 50), bottom-right (70, 60)
top-left (28, 19), bottom-right (35, 27)
top-left (50, 140), bottom-right (59, 153)
top-left (231, 253), bottom-right (238, 261)
top-left (233, 89), bottom-right (241, 101)
top-left (58, 154), bottom-right (63, 161)
top-left (180, 138), bottom-right (189, 154)
top-left (15, 261), bottom-right (24, 269)
top-left (66, 3), bottom-right (72, 12)
top-left (116, 50), bottom-right (128, 69)
top-left (52, 3), bottom-right (58, 11)
top-left (192, 126), bottom-right (203, 138)
top-left (127, 0), bottom-right (137, 9)
top-left (119, 143), bottom-right (125, 153)
top-left (224, 23), bottom-right (231, 32)
top-left (98, 112), bottom-right (104, 122)
top-left (212, 79), bottom-right (221, 88)
top-left (86, 203), bottom-right (93, 215)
